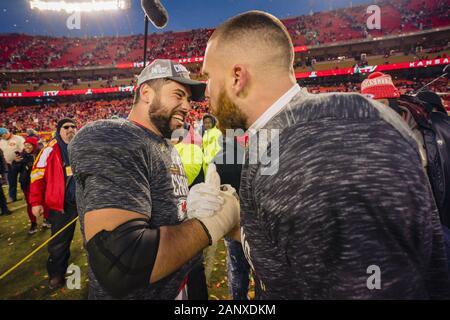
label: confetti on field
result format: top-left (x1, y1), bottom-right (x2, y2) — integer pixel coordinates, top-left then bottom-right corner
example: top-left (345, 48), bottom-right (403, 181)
top-left (0, 215), bottom-right (236, 300)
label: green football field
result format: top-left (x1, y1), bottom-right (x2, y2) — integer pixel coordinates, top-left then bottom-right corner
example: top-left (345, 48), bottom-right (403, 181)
top-left (0, 185), bottom-right (253, 300)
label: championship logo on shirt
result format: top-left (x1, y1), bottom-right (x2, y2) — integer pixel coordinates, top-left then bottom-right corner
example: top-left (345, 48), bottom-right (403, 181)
top-left (170, 149), bottom-right (189, 221)
top-left (177, 199), bottom-right (188, 221)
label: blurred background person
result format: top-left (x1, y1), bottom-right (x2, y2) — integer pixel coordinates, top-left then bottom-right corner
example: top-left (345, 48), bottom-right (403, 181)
top-left (0, 148), bottom-right (11, 216)
top-left (11, 136), bottom-right (49, 234)
top-left (202, 114), bottom-right (222, 175)
top-left (0, 127), bottom-right (25, 203)
top-left (30, 118), bottom-right (78, 289)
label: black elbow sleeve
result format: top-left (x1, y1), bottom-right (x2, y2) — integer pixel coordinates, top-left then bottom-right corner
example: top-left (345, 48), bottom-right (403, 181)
top-left (86, 218), bottom-right (160, 298)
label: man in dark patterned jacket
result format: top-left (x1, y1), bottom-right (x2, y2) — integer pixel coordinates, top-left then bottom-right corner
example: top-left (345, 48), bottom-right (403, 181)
top-left (199, 10), bottom-right (450, 299)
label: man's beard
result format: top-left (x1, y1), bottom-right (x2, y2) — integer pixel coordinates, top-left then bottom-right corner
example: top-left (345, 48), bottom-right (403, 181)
top-left (212, 89), bottom-right (248, 133)
top-left (148, 93), bottom-right (174, 139)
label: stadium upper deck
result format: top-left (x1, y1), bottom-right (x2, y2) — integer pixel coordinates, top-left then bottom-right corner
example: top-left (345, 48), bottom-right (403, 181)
top-left (1, 0), bottom-right (448, 70)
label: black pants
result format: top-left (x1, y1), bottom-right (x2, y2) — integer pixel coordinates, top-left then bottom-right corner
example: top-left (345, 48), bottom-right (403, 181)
top-left (187, 258), bottom-right (208, 300)
top-left (47, 202), bottom-right (78, 278)
top-left (0, 184), bottom-right (8, 214)
top-left (6, 164), bottom-right (18, 201)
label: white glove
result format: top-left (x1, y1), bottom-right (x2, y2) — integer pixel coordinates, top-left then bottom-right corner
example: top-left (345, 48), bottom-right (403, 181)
top-left (205, 163), bottom-right (221, 189)
top-left (187, 163), bottom-right (222, 218)
top-left (196, 184), bottom-right (240, 244)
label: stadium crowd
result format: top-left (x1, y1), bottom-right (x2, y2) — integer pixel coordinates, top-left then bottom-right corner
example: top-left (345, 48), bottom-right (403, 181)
top-left (1, 76), bottom-right (447, 136)
top-left (0, 99), bottom-right (212, 135)
top-left (1, 0), bottom-right (448, 70)
top-left (0, 2), bottom-right (449, 302)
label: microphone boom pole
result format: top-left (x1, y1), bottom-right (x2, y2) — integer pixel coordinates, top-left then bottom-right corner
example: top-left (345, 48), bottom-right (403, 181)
top-left (141, 0), bottom-right (169, 69)
top-left (143, 15), bottom-right (149, 68)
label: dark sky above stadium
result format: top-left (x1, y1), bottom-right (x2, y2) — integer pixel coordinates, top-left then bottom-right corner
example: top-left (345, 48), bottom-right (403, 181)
top-left (0, 0), bottom-right (369, 37)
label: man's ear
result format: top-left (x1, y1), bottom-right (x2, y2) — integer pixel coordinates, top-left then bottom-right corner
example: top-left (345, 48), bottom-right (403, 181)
top-left (139, 84), bottom-right (155, 104)
top-left (231, 64), bottom-right (249, 97)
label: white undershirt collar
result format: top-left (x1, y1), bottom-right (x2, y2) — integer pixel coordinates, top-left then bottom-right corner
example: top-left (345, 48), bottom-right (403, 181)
top-left (248, 83), bottom-right (301, 131)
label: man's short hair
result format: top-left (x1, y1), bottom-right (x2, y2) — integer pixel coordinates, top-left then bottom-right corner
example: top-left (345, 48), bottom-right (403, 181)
top-left (210, 11), bottom-right (294, 71)
top-left (133, 78), bottom-right (168, 105)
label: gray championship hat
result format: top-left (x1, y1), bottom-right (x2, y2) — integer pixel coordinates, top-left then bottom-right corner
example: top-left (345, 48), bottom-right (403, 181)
top-left (137, 59), bottom-right (206, 101)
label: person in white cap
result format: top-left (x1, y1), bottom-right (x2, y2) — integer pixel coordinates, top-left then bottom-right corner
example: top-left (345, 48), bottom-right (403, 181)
top-left (0, 127), bottom-right (25, 202)
top-left (69, 59), bottom-right (240, 300)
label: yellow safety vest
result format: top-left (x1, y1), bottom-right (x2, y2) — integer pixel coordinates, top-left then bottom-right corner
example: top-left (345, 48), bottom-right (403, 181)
top-left (174, 142), bottom-right (204, 186)
top-left (202, 127), bottom-right (222, 174)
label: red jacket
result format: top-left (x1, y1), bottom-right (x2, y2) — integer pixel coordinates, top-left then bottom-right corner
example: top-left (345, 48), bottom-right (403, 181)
top-left (30, 139), bottom-right (66, 212)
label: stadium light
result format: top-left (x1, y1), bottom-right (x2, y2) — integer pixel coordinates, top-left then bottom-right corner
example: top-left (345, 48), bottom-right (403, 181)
top-left (29, 0), bottom-right (130, 13)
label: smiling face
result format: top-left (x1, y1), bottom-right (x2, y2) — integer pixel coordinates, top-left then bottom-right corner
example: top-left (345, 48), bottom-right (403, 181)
top-left (142, 80), bottom-right (192, 139)
top-left (169, 114), bottom-right (185, 132)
